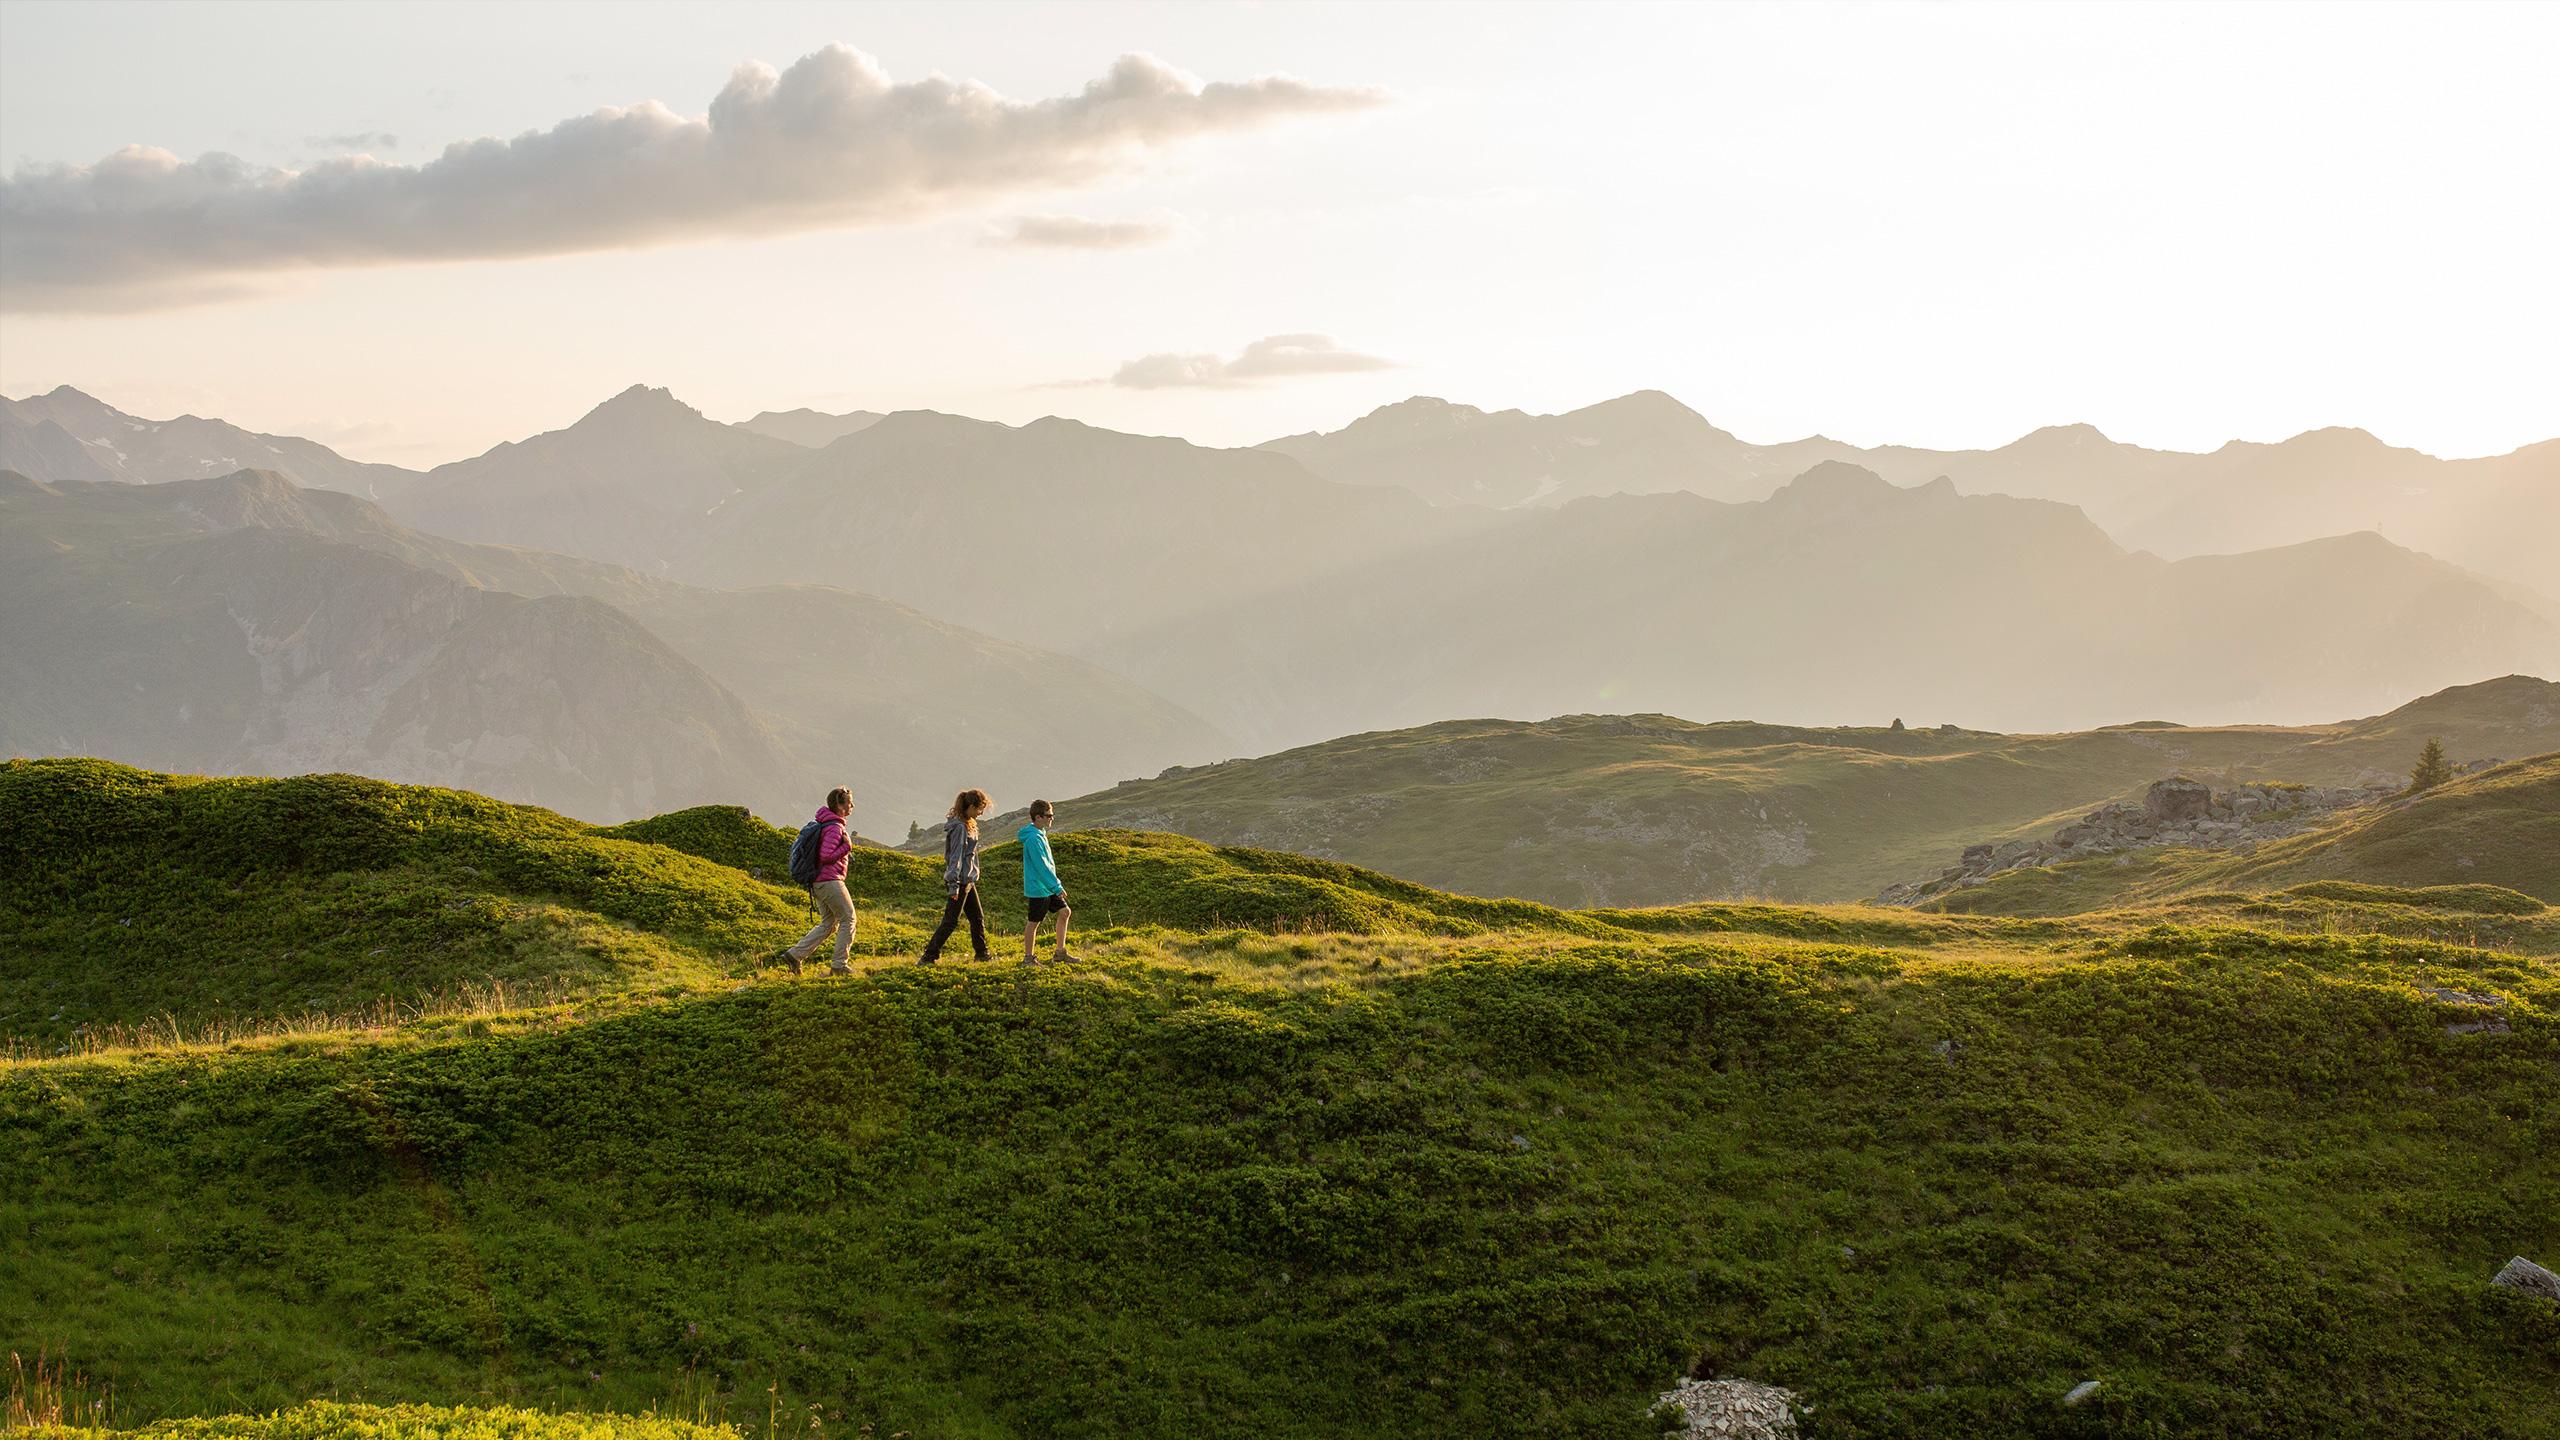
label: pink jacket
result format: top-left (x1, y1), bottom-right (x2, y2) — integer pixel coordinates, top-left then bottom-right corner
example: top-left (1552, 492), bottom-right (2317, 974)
top-left (812, 807), bottom-right (853, 883)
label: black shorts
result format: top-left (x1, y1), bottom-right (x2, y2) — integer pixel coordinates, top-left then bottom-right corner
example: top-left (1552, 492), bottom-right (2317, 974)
top-left (1026, 892), bottom-right (1068, 921)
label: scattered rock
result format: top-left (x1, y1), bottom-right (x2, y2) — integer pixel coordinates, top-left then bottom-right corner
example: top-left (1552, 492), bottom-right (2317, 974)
top-left (2427, 986), bottom-right (2513, 1035)
top-left (2492, 1256), bottom-right (2560, 1301)
top-left (2419, 986), bottom-right (2505, 1007)
top-left (2146, 777), bottom-right (2212, 823)
top-left (1877, 774), bottom-right (2405, 905)
top-left (1652, 1378), bottom-right (1799, 1438)
top-left (2061, 1379), bottom-right (2102, 1407)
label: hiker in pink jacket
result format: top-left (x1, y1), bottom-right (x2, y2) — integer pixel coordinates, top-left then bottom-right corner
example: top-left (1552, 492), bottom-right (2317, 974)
top-left (785, 786), bottom-right (858, 975)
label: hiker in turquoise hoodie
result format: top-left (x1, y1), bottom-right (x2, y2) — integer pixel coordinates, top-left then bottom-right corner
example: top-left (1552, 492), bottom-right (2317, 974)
top-left (1018, 799), bottom-right (1078, 966)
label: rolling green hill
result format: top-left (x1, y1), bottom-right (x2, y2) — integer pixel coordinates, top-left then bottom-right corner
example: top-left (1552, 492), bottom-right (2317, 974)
top-left (1927, 754), bottom-right (2560, 917)
top-left (4, 760), bottom-right (2557, 1438)
top-left (987, 677), bottom-right (2560, 907)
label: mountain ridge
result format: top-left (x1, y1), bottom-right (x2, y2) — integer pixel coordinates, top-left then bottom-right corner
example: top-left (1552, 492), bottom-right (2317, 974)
top-left (1, 468), bottom-right (1229, 826)
top-left (1264, 389), bottom-right (2559, 589)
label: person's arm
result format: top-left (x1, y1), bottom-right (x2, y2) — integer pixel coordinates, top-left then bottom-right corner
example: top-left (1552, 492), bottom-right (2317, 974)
top-left (820, 818), bottom-right (852, 867)
top-left (943, 822), bottom-right (963, 891)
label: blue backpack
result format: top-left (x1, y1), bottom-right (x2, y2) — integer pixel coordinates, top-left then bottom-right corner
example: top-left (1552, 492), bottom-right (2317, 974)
top-left (788, 817), bottom-right (831, 886)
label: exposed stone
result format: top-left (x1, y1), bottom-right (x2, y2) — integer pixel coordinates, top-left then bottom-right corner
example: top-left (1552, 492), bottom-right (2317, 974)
top-left (1877, 775), bottom-right (2406, 906)
top-left (1652, 1378), bottom-right (1799, 1438)
top-left (2491, 1256), bottom-right (2560, 1301)
top-left (2061, 1380), bottom-right (2102, 1407)
top-left (2146, 776), bottom-right (2213, 823)
top-left (2420, 986), bottom-right (2506, 1008)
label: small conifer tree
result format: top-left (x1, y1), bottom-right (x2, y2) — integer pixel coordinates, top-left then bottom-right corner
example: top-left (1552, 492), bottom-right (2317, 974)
top-left (1890, 717), bottom-right (1906, 732)
top-left (2408, 737), bottom-right (2453, 792)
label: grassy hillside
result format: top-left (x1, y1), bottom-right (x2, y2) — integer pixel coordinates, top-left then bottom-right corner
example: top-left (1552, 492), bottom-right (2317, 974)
top-left (1931, 754), bottom-right (2560, 917)
top-left (4, 761), bottom-right (2557, 1438)
top-left (997, 678), bottom-right (2560, 907)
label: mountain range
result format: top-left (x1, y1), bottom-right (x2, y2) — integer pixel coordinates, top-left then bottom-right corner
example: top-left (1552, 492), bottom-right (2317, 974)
top-left (0, 469), bottom-right (1226, 826)
top-left (1, 384), bottom-right (420, 496)
top-left (1265, 391), bottom-right (2560, 592)
top-left (1095, 460), bottom-right (2560, 749)
top-left (15, 379), bottom-right (2551, 599)
top-left (10, 381), bottom-right (2557, 840)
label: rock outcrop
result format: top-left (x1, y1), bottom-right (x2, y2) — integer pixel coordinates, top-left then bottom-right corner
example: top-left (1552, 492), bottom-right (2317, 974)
top-left (1876, 774), bottom-right (2407, 905)
top-left (2491, 1256), bottom-right (2560, 1301)
top-left (1651, 1378), bottom-right (1799, 1438)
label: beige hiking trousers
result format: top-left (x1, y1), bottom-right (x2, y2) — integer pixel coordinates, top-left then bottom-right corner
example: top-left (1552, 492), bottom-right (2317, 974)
top-left (790, 879), bottom-right (857, 968)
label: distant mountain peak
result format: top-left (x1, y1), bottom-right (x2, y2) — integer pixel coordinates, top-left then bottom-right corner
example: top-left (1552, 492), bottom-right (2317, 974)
top-left (2016, 422), bottom-right (2113, 447)
top-left (582, 384), bottom-right (701, 422)
top-left (1355, 395), bottom-right (1493, 430)
top-left (1768, 460), bottom-right (1897, 507)
top-left (564, 385), bottom-right (711, 437)
top-left (735, 406), bottom-right (887, 449)
top-left (1574, 389), bottom-right (1703, 421)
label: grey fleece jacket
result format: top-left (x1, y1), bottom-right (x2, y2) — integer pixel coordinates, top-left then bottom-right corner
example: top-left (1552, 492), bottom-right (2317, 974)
top-left (942, 816), bottom-right (981, 890)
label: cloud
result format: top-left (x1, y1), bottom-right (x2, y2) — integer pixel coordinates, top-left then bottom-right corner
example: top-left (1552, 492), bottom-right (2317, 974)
top-left (988, 213), bottom-right (1178, 249)
top-left (306, 132), bottom-right (399, 153)
top-left (1102, 334), bottom-right (1399, 389)
top-left (1, 46), bottom-right (1384, 313)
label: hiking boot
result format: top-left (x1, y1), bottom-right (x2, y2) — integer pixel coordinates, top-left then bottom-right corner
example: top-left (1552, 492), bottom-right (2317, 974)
top-left (917, 954), bottom-right (939, 966)
top-left (971, 952), bottom-right (994, 964)
top-left (780, 949), bottom-right (804, 977)
top-left (1053, 950), bottom-right (1083, 965)
top-left (828, 962), bottom-right (851, 977)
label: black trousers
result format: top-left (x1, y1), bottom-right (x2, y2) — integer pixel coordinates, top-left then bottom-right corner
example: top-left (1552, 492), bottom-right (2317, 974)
top-left (923, 883), bottom-right (988, 959)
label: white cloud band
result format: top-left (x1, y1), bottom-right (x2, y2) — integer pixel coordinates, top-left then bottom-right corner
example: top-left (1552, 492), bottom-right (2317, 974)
top-left (0, 45), bottom-right (1382, 312)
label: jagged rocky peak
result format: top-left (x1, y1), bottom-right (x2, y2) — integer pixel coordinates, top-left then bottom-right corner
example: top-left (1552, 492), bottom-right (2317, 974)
top-left (574, 384), bottom-right (705, 430)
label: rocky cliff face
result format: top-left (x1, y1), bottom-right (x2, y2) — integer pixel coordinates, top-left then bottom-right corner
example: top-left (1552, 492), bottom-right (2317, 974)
top-left (1874, 769), bottom-right (2499, 905)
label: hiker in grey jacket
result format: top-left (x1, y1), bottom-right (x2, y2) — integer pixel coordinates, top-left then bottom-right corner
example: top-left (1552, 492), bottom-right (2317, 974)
top-left (919, 787), bottom-right (992, 963)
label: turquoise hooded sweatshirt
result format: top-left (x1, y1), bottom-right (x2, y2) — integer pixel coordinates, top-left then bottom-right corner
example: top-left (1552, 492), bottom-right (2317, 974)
top-left (1018, 823), bottom-right (1063, 897)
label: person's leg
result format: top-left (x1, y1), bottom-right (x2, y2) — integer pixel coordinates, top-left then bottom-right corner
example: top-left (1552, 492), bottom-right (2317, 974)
top-left (921, 889), bottom-right (965, 962)
top-left (962, 884), bottom-right (989, 958)
top-left (820, 881), bottom-right (857, 973)
top-left (786, 884), bottom-right (832, 971)
top-left (1023, 909), bottom-right (1039, 965)
top-left (1053, 901), bottom-right (1074, 960)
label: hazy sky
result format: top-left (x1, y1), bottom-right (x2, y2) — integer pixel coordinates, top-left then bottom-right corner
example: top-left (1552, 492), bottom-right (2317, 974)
top-left (2, 0), bottom-right (2554, 465)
